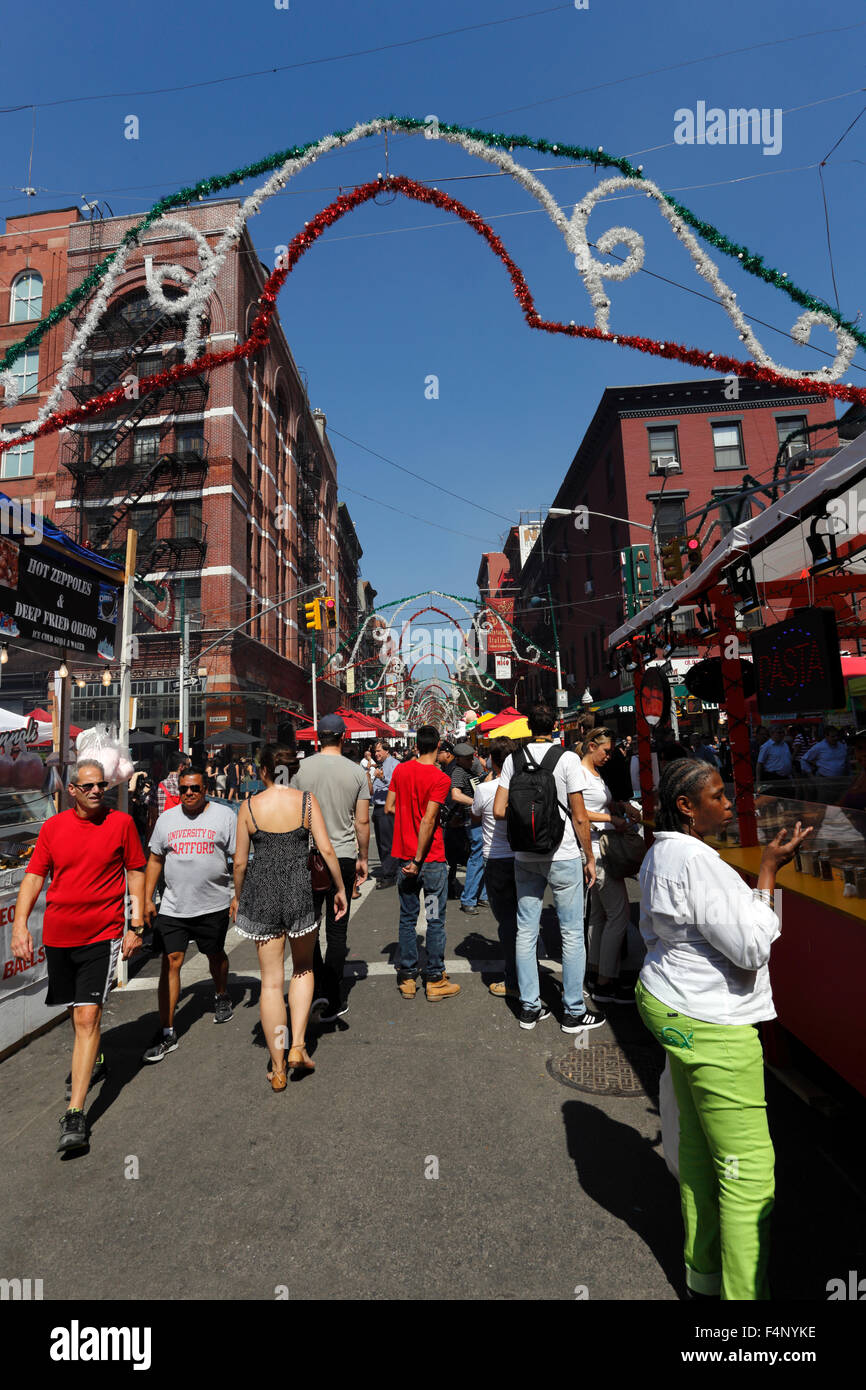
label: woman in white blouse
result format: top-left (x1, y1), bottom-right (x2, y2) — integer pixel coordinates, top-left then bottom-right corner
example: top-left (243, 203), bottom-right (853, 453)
top-left (636, 758), bottom-right (810, 1301)
top-left (579, 728), bottom-right (641, 1004)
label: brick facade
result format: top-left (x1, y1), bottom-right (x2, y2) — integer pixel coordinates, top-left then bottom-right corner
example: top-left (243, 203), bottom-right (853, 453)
top-left (0, 203), bottom-right (368, 746)
top-left (502, 378), bottom-right (839, 707)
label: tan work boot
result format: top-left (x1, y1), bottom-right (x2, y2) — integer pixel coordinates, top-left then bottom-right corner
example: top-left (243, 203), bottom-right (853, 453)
top-left (397, 977), bottom-right (417, 1000)
top-left (426, 973), bottom-right (461, 1002)
top-left (488, 981), bottom-right (518, 998)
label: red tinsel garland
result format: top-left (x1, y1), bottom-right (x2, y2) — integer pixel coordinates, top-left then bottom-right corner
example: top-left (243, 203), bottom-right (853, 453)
top-left (3, 174), bottom-right (863, 459)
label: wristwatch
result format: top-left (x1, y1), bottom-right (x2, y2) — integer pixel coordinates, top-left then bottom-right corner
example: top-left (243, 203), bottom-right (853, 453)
top-left (129, 924), bottom-right (145, 936)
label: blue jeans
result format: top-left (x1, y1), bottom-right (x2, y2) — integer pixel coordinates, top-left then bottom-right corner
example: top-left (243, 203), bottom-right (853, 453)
top-left (397, 860), bottom-right (449, 980)
top-left (461, 823), bottom-right (487, 906)
top-left (484, 857), bottom-right (518, 990)
top-left (514, 857), bottom-right (588, 1014)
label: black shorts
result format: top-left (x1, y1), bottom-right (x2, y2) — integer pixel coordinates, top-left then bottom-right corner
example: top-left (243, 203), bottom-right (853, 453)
top-left (45, 939), bottom-right (121, 1008)
top-left (153, 909), bottom-right (230, 958)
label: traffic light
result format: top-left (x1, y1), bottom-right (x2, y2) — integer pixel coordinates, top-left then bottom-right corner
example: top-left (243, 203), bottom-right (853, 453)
top-left (161, 721), bottom-right (178, 738)
top-left (322, 596), bottom-right (337, 629)
top-left (685, 536), bottom-right (703, 572)
top-left (660, 538), bottom-right (684, 584)
top-left (303, 599), bottom-right (322, 631)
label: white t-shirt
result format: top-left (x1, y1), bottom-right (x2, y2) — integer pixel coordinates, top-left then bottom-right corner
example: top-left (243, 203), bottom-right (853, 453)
top-left (577, 763), bottom-right (611, 851)
top-left (498, 743), bottom-right (585, 863)
top-left (471, 779), bottom-right (513, 860)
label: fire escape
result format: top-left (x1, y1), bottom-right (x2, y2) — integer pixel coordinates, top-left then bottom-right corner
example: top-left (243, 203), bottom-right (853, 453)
top-left (59, 292), bottom-right (209, 577)
top-left (296, 435), bottom-right (321, 588)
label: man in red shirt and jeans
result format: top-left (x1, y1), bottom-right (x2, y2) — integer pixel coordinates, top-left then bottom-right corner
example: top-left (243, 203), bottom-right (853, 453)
top-left (385, 725), bottom-right (460, 1002)
top-left (11, 758), bottom-right (147, 1154)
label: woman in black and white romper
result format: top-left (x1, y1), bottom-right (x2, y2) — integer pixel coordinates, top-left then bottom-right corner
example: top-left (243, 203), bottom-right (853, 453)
top-left (231, 745), bottom-right (346, 1090)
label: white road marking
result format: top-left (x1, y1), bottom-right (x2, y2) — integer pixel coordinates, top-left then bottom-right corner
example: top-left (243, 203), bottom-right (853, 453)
top-left (120, 958), bottom-right (563, 991)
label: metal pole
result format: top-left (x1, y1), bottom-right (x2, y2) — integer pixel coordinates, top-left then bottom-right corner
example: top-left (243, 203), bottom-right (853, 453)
top-left (117, 529), bottom-right (138, 816)
top-left (547, 583), bottom-right (563, 693)
top-left (181, 610), bottom-right (190, 754)
top-left (311, 628), bottom-right (318, 751)
top-left (178, 579), bottom-right (186, 751)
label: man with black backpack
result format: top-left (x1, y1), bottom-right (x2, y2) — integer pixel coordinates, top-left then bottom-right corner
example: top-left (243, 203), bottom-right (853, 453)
top-left (493, 703), bottom-right (605, 1034)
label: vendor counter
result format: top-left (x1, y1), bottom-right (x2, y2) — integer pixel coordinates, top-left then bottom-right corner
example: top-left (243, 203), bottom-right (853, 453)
top-left (707, 837), bottom-right (866, 1099)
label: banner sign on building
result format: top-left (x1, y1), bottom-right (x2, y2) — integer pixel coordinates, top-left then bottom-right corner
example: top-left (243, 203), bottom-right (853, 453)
top-left (518, 524), bottom-right (541, 567)
top-left (494, 654), bottom-right (512, 680)
top-left (486, 596), bottom-right (515, 654)
top-left (620, 546), bottom-right (653, 618)
top-left (0, 541), bottom-right (119, 659)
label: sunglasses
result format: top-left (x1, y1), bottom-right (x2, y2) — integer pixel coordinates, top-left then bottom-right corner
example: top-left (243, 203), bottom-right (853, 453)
top-left (76, 781), bottom-right (107, 791)
top-left (180, 785), bottom-right (204, 794)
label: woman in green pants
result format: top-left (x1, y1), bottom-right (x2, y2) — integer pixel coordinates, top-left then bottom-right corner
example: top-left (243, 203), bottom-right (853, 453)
top-left (636, 759), bottom-right (811, 1301)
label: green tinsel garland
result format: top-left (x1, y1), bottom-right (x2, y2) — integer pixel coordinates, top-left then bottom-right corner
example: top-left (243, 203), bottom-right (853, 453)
top-left (2, 116), bottom-right (862, 376)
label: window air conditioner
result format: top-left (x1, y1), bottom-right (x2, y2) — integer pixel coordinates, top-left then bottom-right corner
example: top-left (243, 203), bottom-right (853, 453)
top-left (654, 454), bottom-right (678, 471)
top-left (584, 580), bottom-right (594, 595)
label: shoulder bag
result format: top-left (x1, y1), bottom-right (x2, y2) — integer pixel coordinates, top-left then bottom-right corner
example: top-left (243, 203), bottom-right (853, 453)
top-left (304, 790), bottom-right (332, 892)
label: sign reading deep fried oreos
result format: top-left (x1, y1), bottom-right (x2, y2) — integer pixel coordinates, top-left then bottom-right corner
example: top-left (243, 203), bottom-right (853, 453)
top-left (751, 607), bottom-right (844, 715)
top-left (0, 547), bottom-right (119, 658)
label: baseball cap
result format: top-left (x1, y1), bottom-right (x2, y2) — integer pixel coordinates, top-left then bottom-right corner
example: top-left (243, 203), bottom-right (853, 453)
top-left (454, 742), bottom-right (474, 757)
top-left (318, 714), bottom-right (346, 736)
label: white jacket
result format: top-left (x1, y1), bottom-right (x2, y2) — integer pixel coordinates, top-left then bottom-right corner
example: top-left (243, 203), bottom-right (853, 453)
top-left (638, 832), bottom-right (780, 1025)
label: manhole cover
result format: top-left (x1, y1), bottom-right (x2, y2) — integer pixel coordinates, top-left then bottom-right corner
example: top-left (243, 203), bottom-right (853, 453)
top-left (546, 1042), bottom-right (663, 1098)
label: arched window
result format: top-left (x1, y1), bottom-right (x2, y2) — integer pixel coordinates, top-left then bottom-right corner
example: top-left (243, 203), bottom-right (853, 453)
top-left (10, 271), bottom-right (43, 323)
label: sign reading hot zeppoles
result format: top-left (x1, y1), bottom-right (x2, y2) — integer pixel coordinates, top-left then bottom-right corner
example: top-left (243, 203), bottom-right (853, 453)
top-left (0, 546), bottom-right (119, 659)
top-left (485, 596), bottom-right (515, 654)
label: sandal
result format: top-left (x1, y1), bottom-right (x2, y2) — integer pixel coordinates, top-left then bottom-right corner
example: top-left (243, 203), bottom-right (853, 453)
top-left (287, 1046), bottom-right (315, 1073)
top-left (267, 1060), bottom-right (287, 1091)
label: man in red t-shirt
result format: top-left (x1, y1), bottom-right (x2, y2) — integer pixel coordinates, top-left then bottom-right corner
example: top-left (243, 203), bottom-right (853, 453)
top-left (384, 724), bottom-right (460, 1002)
top-left (11, 758), bottom-right (147, 1154)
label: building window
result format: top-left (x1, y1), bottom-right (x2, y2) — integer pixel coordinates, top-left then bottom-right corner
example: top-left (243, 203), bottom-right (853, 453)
top-left (712, 421), bottom-right (745, 470)
top-left (647, 426), bottom-right (680, 474)
top-left (175, 426), bottom-right (204, 457)
top-left (9, 350), bottom-right (38, 397)
top-left (653, 497), bottom-right (687, 545)
top-left (605, 452), bottom-right (615, 492)
top-left (133, 429), bottom-right (160, 464)
top-left (89, 431), bottom-right (117, 466)
top-left (174, 501), bottom-right (202, 540)
top-left (713, 490), bottom-right (751, 534)
top-left (1, 442), bottom-right (34, 479)
top-left (776, 415), bottom-right (808, 462)
top-left (10, 272), bottom-right (43, 323)
top-left (130, 505), bottom-right (158, 542)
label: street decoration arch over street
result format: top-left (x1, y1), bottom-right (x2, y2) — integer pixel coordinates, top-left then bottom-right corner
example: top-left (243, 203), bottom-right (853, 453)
top-left (2, 115), bottom-right (865, 453)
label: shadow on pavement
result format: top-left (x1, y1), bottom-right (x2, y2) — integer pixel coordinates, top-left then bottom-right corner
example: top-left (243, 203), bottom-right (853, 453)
top-left (561, 1098), bottom-right (685, 1299)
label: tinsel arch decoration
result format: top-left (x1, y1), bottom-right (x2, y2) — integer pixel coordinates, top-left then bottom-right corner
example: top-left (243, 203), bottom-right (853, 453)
top-left (319, 590), bottom-right (558, 699)
top-left (2, 116), bottom-right (865, 450)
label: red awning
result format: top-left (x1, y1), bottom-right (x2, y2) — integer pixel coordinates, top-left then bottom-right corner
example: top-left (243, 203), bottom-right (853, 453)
top-left (475, 705), bottom-right (522, 733)
top-left (296, 707), bottom-right (398, 740)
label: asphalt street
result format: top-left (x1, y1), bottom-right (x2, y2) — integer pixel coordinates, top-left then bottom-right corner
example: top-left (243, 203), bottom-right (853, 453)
top-left (1, 864), bottom-right (864, 1302)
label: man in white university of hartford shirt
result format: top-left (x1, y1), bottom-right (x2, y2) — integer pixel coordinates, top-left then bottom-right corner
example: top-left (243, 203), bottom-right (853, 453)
top-left (142, 764), bottom-right (238, 1062)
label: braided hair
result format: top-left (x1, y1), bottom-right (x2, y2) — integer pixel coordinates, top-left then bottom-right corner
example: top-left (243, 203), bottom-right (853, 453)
top-left (655, 758), bottom-right (716, 832)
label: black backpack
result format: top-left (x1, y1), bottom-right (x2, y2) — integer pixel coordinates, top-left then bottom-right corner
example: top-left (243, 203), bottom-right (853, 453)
top-left (505, 746), bottom-right (567, 854)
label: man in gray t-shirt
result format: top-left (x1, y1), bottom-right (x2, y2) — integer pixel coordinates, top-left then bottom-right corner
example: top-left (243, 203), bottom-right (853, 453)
top-left (141, 766), bottom-right (238, 1062)
top-left (292, 713), bottom-right (371, 1020)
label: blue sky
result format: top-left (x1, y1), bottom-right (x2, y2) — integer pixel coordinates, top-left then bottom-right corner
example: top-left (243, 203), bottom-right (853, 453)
top-left (2, 0), bottom-right (865, 632)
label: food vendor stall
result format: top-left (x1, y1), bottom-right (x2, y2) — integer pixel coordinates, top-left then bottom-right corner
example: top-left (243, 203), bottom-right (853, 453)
top-left (606, 429), bottom-right (866, 1099)
top-left (0, 499), bottom-right (121, 1056)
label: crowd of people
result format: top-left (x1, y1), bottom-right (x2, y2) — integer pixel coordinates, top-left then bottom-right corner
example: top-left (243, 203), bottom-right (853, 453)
top-left (8, 702), bottom-right (812, 1301)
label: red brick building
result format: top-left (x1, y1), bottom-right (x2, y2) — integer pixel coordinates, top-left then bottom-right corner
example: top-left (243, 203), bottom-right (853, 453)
top-left (0, 203), bottom-right (369, 744)
top-left (499, 378), bottom-right (840, 708)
